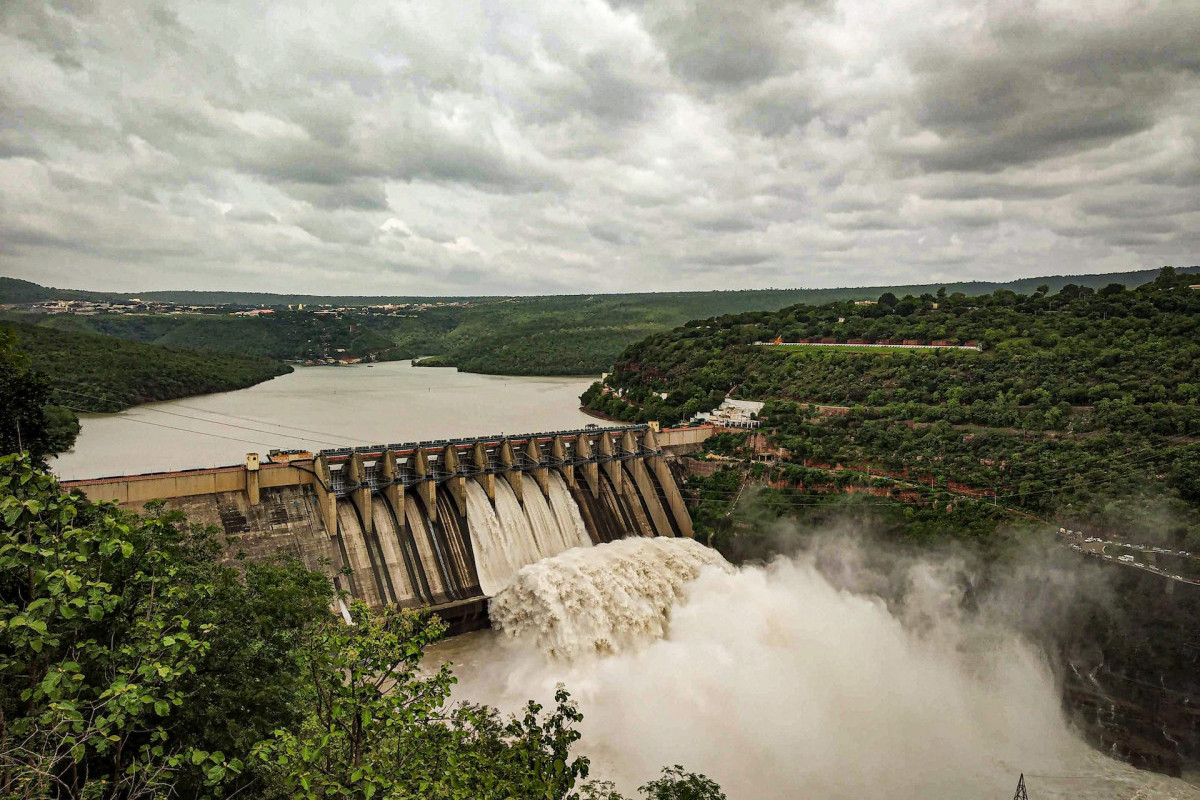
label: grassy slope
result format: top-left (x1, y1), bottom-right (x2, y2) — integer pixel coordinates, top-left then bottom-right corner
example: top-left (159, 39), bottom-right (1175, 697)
top-left (2, 321), bottom-right (292, 412)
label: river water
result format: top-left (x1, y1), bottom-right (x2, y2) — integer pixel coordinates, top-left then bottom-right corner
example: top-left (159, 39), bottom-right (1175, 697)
top-left (430, 538), bottom-right (1200, 800)
top-left (51, 361), bottom-right (597, 479)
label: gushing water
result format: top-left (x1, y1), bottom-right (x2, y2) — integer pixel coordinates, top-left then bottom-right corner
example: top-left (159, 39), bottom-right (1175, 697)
top-left (489, 537), bottom-right (729, 659)
top-left (466, 476), bottom-right (597, 596)
top-left (520, 473), bottom-right (575, 556)
top-left (546, 472), bottom-right (592, 551)
top-left (466, 482), bottom-right (521, 596)
top-left (441, 538), bottom-right (1200, 800)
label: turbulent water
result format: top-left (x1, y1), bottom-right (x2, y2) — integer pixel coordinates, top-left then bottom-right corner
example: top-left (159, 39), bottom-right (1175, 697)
top-left (465, 473), bottom-right (594, 596)
top-left (435, 538), bottom-right (1200, 800)
top-left (489, 537), bottom-right (730, 659)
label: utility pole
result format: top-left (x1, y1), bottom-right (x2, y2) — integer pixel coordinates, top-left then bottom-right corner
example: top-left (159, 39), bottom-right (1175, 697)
top-left (1013, 773), bottom-right (1029, 800)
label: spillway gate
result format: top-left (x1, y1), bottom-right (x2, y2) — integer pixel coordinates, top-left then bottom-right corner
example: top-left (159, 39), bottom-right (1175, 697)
top-left (62, 424), bottom-right (713, 634)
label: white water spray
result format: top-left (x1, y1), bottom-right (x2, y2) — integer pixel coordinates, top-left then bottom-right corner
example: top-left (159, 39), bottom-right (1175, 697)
top-left (546, 471), bottom-right (593, 551)
top-left (466, 476), bottom-right (596, 596)
top-left (444, 538), bottom-right (1200, 800)
top-left (489, 537), bottom-right (730, 659)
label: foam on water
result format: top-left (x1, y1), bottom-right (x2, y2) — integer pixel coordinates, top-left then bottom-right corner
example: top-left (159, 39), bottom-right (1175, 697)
top-left (444, 538), bottom-right (1200, 800)
top-left (488, 536), bottom-right (731, 659)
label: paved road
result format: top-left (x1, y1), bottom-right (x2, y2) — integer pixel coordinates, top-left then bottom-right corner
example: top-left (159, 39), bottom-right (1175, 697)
top-left (1059, 528), bottom-right (1200, 586)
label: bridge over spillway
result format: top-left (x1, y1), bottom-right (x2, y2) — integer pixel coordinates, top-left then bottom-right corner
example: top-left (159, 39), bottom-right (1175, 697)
top-left (62, 424), bottom-right (714, 632)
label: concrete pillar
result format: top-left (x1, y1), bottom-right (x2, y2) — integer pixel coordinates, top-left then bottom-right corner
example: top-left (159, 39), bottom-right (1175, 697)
top-left (346, 453), bottom-right (373, 535)
top-left (380, 451), bottom-right (406, 535)
top-left (551, 435), bottom-right (575, 488)
top-left (312, 455), bottom-right (337, 536)
top-left (598, 431), bottom-right (623, 493)
top-left (409, 448), bottom-right (437, 522)
top-left (499, 439), bottom-right (523, 504)
top-left (441, 445), bottom-right (467, 516)
top-left (244, 453), bottom-right (260, 506)
top-left (526, 437), bottom-right (549, 497)
top-left (643, 428), bottom-right (693, 537)
top-left (623, 430), bottom-right (674, 537)
top-left (472, 442), bottom-right (495, 501)
top-left (575, 434), bottom-right (600, 498)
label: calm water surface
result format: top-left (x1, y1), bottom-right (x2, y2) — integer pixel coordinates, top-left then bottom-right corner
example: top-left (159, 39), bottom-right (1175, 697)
top-left (53, 362), bottom-right (598, 480)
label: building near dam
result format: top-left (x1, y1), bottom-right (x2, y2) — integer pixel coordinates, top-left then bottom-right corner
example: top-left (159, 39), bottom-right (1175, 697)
top-left (691, 398), bottom-right (764, 429)
top-left (63, 424), bottom-right (712, 633)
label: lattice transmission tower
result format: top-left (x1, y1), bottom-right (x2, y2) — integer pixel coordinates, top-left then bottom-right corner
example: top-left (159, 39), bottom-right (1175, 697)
top-left (1012, 773), bottom-right (1029, 800)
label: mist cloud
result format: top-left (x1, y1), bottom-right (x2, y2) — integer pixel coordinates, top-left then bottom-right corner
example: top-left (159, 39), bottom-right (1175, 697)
top-left (440, 536), bottom-right (1199, 800)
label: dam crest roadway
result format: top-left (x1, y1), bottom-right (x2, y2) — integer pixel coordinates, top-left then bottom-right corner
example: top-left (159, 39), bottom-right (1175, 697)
top-left (63, 424), bottom-right (714, 633)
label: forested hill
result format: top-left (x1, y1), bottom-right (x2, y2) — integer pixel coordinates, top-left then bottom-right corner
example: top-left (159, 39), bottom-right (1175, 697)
top-left (587, 268), bottom-right (1200, 546)
top-left (2, 321), bottom-right (291, 413)
top-left (5, 265), bottom-right (1199, 377)
top-left (591, 269), bottom-right (1200, 429)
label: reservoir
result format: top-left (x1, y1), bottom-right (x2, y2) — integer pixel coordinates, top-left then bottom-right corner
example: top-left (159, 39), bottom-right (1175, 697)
top-left (52, 361), bottom-right (598, 480)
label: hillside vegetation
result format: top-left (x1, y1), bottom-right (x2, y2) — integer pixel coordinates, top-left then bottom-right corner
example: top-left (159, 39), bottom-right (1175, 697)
top-left (2, 321), bottom-right (291, 413)
top-left (5, 266), bottom-right (1197, 307)
top-left (6, 266), bottom-right (1198, 376)
top-left (588, 268), bottom-right (1200, 547)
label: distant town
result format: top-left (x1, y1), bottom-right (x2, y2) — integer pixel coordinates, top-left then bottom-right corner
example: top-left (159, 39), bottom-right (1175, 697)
top-left (0, 297), bottom-right (483, 366)
top-left (13, 298), bottom-right (478, 317)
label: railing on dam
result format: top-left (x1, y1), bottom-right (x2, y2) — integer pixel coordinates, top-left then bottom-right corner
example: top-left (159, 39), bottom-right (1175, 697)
top-left (309, 424), bottom-right (650, 460)
top-left (308, 425), bottom-right (664, 498)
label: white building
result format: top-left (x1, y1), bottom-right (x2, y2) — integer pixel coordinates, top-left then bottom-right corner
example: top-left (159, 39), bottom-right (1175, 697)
top-left (692, 398), bottom-right (764, 429)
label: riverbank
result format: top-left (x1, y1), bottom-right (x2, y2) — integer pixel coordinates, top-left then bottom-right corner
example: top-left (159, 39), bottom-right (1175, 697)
top-left (5, 320), bottom-right (291, 414)
top-left (580, 405), bottom-right (623, 423)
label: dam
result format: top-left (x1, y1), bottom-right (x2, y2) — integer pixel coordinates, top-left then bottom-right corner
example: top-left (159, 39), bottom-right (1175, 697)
top-left (62, 424), bottom-right (713, 632)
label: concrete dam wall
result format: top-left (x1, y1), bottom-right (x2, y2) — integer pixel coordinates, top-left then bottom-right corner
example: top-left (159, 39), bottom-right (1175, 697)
top-left (63, 424), bottom-right (711, 632)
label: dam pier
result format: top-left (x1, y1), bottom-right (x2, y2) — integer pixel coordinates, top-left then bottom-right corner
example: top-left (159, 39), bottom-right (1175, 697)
top-left (63, 424), bottom-right (713, 632)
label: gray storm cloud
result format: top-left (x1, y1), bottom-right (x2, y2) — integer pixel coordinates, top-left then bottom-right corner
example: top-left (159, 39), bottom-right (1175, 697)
top-left (1, 0), bottom-right (1198, 294)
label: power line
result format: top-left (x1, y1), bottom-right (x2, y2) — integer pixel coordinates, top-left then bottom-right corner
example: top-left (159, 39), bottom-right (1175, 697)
top-left (167, 400), bottom-right (375, 444)
top-left (53, 388), bottom-right (354, 448)
top-left (59, 404), bottom-right (284, 448)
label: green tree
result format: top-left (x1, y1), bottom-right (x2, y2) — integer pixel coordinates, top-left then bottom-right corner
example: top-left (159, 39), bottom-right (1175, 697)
top-left (0, 453), bottom-right (240, 798)
top-left (639, 765), bottom-right (726, 800)
top-left (0, 329), bottom-right (78, 463)
top-left (253, 603), bottom-right (592, 800)
top-left (1169, 446), bottom-right (1200, 504)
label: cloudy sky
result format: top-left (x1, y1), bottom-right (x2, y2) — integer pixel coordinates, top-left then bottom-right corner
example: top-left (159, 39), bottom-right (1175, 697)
top-left (2, 0), bottom-right (1198, 295)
